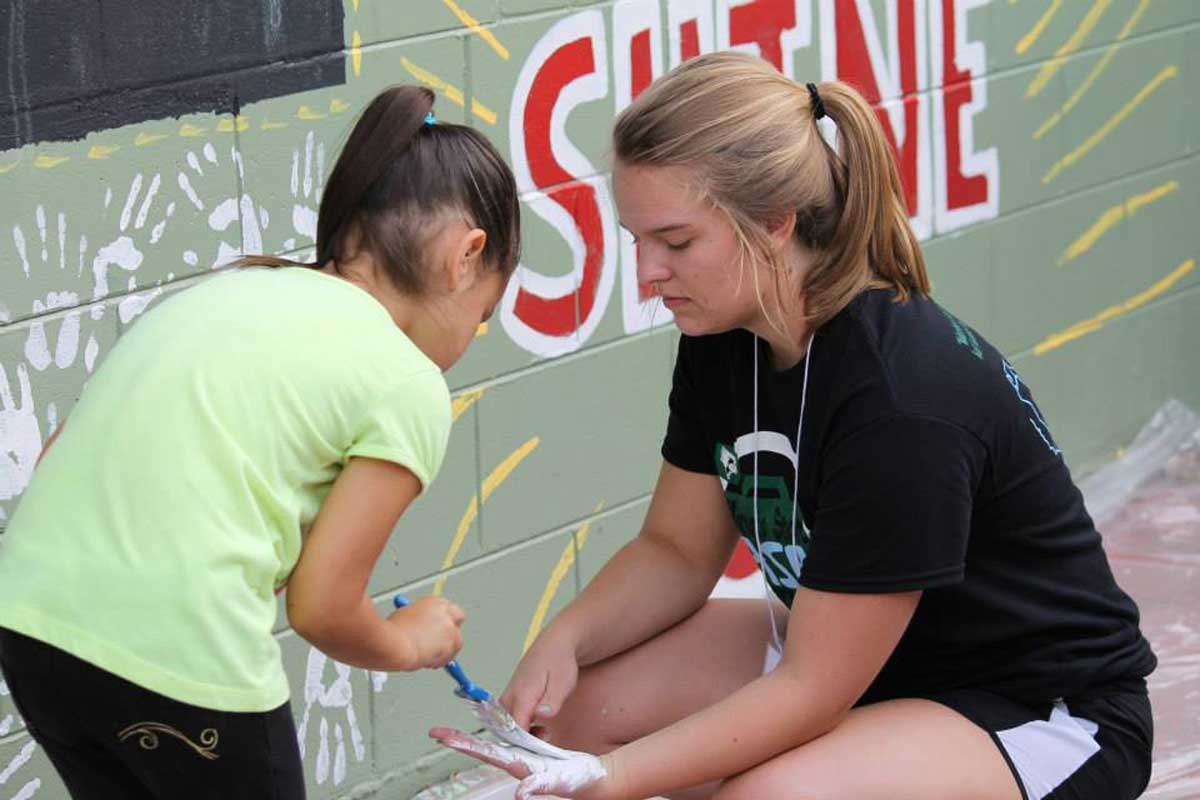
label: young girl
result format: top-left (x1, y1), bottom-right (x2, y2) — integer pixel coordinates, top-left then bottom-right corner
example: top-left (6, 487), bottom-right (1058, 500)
top-left (432, 53), bottom-right (1157, 800)
top-left (0, 85), bottom-right (520, 799)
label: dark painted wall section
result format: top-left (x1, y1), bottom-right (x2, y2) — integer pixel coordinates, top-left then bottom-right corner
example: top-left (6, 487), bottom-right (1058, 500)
top-left (0, 0), bottom-right (345, 151)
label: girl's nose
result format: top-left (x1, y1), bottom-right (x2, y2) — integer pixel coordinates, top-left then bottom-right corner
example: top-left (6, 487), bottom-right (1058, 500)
top-left (635, 244), bottom-right (672, 286)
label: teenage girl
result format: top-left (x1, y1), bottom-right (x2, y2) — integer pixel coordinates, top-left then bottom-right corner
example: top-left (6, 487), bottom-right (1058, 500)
top-left (433, 52), bottom-right (1157, 800)
top-left (0, 85), bottom-right (520, 799)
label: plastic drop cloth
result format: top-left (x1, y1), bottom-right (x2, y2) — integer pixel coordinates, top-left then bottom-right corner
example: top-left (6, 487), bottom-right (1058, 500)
top-left (1080, 399), bottom-right (1200, 799)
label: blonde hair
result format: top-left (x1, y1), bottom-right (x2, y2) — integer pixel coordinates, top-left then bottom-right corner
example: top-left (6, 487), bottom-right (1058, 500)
top-left (613, 51), bottom-right (928, 330)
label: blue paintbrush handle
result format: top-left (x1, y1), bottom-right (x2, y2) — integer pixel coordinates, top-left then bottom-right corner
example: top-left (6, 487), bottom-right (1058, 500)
top-left (393, 593), bottom-right (492, 702)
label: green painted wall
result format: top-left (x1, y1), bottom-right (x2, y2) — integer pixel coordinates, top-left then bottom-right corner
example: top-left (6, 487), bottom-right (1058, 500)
top-left (1, 1), bottom-right (1197, 797)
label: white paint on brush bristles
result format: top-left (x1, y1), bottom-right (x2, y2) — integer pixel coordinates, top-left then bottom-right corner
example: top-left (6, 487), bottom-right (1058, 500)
top-left (469, 698), bottom-right (576, 760)
top-left (438, 730), bottom-right (607, 800)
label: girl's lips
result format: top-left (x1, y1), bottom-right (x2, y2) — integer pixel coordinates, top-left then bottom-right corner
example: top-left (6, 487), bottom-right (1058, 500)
top-left (661, 295), bottom-right (688, 310)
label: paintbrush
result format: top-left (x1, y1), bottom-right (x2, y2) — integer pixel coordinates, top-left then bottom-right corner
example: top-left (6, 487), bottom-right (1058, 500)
top-left (393, 594), bottom-right (574, 759)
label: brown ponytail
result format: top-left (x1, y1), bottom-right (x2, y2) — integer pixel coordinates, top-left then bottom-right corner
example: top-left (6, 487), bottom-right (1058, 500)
top-left (613, 52), bottom-right (928, 330)
top-left (237, 85), bottom-right (520, 295)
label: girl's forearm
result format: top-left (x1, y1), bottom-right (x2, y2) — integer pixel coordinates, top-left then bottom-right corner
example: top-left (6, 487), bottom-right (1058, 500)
top-left (292, 594), bottom-right (417, 671)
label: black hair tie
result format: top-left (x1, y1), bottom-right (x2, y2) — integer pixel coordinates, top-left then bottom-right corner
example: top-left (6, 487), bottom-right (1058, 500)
top-left (806, 82), bottom-right (826, 120)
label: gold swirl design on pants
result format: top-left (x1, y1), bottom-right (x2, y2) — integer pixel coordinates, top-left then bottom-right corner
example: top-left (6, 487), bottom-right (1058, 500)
top-left (117, 722), bottom-right (220, 760)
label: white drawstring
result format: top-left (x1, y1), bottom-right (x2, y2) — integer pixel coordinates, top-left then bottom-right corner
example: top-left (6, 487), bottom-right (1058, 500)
top-left (752, 333), bottom-right (814, 652)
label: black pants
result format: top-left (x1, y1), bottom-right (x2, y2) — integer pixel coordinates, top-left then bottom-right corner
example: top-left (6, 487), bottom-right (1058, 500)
top-left (0, 628), bottom-right (306, 800)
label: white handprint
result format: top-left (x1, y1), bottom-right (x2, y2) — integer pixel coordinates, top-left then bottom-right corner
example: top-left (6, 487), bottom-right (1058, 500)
top-left (10, 207), bottom-right (95, 373)
top-left (0, 364), bottom-right (43, 511)
top-left (286, 130), bottom-right (325, 260)
top-left (92, 174), bottom-right (175, 303)
top-left (177, 143), bottom-right (269, 268)
top-left (0, 679), bottom-right (26, 737)
top-left (296, 648), bottom-right (372, 787)
top-left (24, 292), bottom-right (81, 373)
top-left (0, 735), bottom-right (41, 800)
top-left (117, 274), bottom-right (167, 327)
top-left (10, 205), bottom-right (87, 280)
top-left (0, 658), bottom-right (37, 798)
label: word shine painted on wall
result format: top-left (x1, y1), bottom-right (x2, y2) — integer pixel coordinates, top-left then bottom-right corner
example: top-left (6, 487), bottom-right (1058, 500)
top-left (502, 0), bottom-right (999, 356)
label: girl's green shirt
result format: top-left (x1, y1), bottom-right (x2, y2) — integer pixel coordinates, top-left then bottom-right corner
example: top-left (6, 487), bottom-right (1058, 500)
top-left (0, 267), bottom-right (451, 712)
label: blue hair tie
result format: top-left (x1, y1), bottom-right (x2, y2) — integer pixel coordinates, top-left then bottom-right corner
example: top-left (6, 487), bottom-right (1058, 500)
top-left (424, 111), bottom-right (437, 127)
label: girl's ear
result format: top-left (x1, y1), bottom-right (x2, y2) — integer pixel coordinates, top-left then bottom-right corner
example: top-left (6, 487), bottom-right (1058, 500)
top-left (764, 210), bottom-right (797, 251)
top-left (447, 228), bottom-right (488, 293)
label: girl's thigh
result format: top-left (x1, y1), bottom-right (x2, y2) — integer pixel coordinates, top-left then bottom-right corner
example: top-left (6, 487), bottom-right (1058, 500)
top-left (715, 698), bottom-right (1023, 800)
top-left (544, 598), bottom-right (786, 752)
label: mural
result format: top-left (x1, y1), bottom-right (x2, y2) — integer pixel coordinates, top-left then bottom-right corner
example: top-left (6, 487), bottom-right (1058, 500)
top-left (0, 1), bottom-right (1196, 797)
top-left (0, 0), bottom-right (344, 149)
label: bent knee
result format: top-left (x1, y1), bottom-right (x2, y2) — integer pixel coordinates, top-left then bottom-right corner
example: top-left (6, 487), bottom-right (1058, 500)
top-left (536, 695), bottom-right (623, 754)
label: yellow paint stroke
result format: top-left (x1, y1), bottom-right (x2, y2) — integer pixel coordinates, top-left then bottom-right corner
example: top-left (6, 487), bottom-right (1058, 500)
top-left (134, 132), bottom-right (168, 146)
top-left (401, 57), bottom-right (497, 126)
top-left (260, 119), bottom-right (289, 131)
top-left (470, 98), bottom-right (498, 126)
top-left (433, 437), bottom-right (541, 596)
top-left (216, 116), bottom-right (250, 133)
top-left (33, 155), bottom-right (69, 169)
top-left (351, 30), bottom-right (363, 77)
top-left (476, 321), bottom-right (489, 337)
top-left (1042, 65), bottom-right (1176, 185)
top-left (1015, 0), bottom-right (1063, 55)
top-left (402, 57), bottom-right (465, 105)
top-left (179, 123), bottom-right (207, 137)
top-left (442, 0), bottom-right (510, 61)
top-left (451, 388), bottom-right (485, 423)
top-left (1025, 0), bottom-right (1112, 98)
top-left (330, 98), bottom-right (350, 114)
top-left (1034, 0), bottom-right (1151, 141)
top-left (297, 105), bottom-right (327, 121)
top-left (0, 160), bottom-right (20, 175)
top-left (1059, 180), bottom-right (1178, 266)
top-left (87, 144), bottom-right (120, 160)
top-left (1034, 259), bottom-right (1195, 355)
top-left (523, 503), bottom-right (606, 654)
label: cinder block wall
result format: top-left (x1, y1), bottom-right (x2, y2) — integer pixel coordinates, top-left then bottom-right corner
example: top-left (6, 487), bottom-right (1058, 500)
top-left (1, 2), bottom-right (1196, 797)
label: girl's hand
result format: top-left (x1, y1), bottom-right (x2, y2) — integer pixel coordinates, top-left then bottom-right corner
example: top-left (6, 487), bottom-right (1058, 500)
top-left (430, 727), bottom-right (613, 800)
top-left (390, 595), bottom-right (466, 669)
top-left (500, 632), bottom-right (579, 729)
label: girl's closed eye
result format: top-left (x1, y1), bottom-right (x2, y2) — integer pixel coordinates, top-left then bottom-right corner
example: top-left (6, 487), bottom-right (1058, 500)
top-left (666, 239), bottom-right (691, 251)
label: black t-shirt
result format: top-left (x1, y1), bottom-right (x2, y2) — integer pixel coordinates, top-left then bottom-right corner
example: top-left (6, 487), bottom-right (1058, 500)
top-left (662, 288), bottom-right (1156, 704)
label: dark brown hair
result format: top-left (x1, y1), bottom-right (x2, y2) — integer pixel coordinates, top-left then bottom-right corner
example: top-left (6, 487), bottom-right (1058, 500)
top-left (238, 86), bottom-right (520, 294)
top-left (613, 52), bottom-right (928, 330)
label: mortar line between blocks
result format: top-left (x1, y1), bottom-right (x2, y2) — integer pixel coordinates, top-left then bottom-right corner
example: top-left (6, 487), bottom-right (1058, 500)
top-left (1004, 280), bottom-right (1200, 362)
top-left (369, 491), bottom-right (654, 603)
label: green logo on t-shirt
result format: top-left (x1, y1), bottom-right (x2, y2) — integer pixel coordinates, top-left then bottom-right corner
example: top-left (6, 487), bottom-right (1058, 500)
top-left (938, 307), bottom-right (983, 360)
top-left (714, 442), bottom-right (810, 596)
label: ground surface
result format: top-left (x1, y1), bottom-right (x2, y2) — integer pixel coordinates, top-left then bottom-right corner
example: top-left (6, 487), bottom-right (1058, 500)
top-left (1102, 471), bottom-right (1200, 798)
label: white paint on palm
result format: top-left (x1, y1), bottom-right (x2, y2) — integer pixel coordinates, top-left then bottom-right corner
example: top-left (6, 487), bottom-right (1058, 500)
top-left (445, 732), bottom-right (606, 800)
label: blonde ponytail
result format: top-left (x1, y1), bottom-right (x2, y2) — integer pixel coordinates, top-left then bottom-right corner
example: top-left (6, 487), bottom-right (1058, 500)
top-left (805, 80), bottom-right (929, 325)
